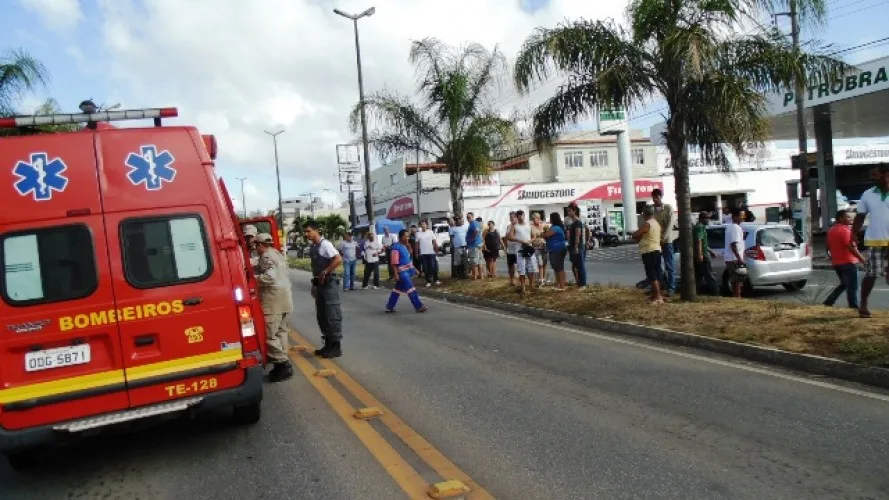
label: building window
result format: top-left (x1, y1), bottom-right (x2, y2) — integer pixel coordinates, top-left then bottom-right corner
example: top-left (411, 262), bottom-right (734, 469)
top-left (564, 151), bottom-right (583, 169)
top-left (390, 173), bottom-right (399, 185)
top-left (631, 148), bottom-right (645, 165)
top-left (121, 215), bottom-right (212, 289)
top-left (2, 225), bottom-right (97, 305)
top-left (590, 150), bottom-right (609, 167)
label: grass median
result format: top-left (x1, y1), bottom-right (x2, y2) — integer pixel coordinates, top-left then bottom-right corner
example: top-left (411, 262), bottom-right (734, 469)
top-left (438, 276), bottom-right (889, 367)
top-left (289, 257), bottom-right (889, 367)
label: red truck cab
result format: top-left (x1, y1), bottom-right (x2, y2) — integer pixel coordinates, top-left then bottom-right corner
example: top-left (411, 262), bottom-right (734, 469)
top-left (0, 107), bottom-right (267, 469)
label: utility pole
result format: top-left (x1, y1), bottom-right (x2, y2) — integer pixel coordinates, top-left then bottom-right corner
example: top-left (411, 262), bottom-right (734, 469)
top-left (415, 147), bottom-right (422, 225)
top-left (264, 129), bottom-right (285, 232)
top-left (236, 177), bottom-right (247, 218)
top-left (789, 0), bottom-right (815, 239)
top-left (334, 6), bottom-right (376, 227)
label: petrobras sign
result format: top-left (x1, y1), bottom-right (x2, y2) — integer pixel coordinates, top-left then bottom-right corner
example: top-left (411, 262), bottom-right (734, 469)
top-left (462, 174), bottom-right (500, 198)
top-left (767, 57), bottom-right (889, 114)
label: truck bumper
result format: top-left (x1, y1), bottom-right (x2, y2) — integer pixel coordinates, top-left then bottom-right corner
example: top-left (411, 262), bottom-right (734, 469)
top-left (0, 364), bottom-right (264, 454)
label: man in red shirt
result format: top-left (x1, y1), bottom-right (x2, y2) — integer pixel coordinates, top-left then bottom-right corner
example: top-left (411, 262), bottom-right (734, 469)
top-left (824, 210), bottom-right (865, 308)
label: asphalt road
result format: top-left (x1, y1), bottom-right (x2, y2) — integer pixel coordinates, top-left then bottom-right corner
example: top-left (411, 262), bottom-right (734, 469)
top-left (2, 269), bottom-right (888, 498)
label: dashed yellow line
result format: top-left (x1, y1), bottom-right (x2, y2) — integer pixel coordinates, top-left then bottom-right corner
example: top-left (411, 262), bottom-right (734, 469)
top-left (287, 340), bottom-right (430, 498)
top-left (289, 328), bottom-right (495, 500)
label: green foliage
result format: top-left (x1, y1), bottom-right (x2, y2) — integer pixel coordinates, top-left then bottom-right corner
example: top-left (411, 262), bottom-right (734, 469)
top-left (0, 48), bottom-right (49, 117)
top-left (351, 38), bottom-right (518, 215)
top-left (513, 0), bottom-right (847, 301)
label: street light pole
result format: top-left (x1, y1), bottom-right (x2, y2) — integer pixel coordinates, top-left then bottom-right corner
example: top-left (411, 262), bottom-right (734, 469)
top-left (264, 129), bottom-right (285, 232)
top-left (236, 177), bottom-right (247, 218)
top-left (334, 6), bottom-right (376, 227)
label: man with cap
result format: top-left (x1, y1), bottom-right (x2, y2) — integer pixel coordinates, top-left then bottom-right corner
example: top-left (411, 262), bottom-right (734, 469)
top-left (254, 233), bottom-right (294, 382)
top-left (243, 224), bottom-right (260, 267)
top-left (304, 220), bottom-right (344, 358)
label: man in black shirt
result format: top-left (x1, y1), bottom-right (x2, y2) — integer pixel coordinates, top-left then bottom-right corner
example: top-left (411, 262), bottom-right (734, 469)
top-left (567, 204), bottom-right (588, 288)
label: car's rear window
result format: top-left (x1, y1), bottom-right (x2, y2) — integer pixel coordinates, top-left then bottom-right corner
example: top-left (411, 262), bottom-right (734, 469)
top-left (121, 215), bottom-right (212, 289)
top-left (757, 227), bottom-right (802, 248)
top-left (756, 227), bottom-right (803, 247)
top-left (1, 224), bottom-right (98, 306)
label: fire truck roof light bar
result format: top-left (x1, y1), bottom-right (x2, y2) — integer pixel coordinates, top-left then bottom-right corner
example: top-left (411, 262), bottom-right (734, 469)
top-left (0, 107), bottom-right (178, 129)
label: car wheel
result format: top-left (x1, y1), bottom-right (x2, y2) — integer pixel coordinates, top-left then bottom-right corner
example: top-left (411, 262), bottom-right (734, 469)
top-left (5, 449), bottom-right (43, 472)
top-left (782, 280), bottom-right (807, 292)
top-left (232, 401), bottom-right (262, 425)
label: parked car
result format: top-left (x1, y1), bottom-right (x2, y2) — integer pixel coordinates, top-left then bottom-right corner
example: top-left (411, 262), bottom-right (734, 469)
top-left (673, 223), bottom-right (812, 294)
top-left (433, 222), bottom-right (451, 255)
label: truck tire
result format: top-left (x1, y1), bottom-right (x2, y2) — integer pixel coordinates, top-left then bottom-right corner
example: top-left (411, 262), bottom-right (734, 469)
top-left (232, 402), bottom-right (262, 425)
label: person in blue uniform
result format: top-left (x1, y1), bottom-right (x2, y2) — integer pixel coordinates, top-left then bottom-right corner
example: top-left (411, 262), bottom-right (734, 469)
top-left (385, 229), bottom-right (428, 313)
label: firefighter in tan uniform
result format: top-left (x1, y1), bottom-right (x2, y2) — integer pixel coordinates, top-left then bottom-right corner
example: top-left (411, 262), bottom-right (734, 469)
top-left (243, 224), bottom-right (260, 267)
top-left (254, 233), bottom-right (294, 382)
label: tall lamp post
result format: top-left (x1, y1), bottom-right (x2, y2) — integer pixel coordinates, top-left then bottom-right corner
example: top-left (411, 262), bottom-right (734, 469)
top-left (235, 177), bottom-right (247, 218)
top-left (264, 129), bottom-right (285, 231)
top-left (334, 6), bottom-right (376, 227)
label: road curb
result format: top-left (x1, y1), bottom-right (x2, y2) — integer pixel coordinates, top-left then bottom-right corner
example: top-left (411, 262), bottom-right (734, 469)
top-left (421, 288), bottom-right (889, 390)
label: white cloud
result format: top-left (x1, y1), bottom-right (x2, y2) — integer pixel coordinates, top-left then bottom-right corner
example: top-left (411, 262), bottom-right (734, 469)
top-left (20, 0), bottom-right (83, 33)
top-left (94, 0), bottom-right (629, 211)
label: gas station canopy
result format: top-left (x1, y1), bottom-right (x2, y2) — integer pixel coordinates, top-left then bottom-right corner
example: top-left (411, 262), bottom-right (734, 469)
top-left (765, 55), bottom-right (889, 140)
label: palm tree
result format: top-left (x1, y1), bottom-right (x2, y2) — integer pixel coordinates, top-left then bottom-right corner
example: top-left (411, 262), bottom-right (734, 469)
top-left (351, 38), bottom-right (517, 217)
top-left (513, 0), bottom-right (847, 301)
top-left (0, 48), bottom-right (49, 117)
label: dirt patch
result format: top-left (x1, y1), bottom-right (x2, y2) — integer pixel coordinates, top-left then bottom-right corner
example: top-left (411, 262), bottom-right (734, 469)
top-left (439, 277), bottom-right (889, 367)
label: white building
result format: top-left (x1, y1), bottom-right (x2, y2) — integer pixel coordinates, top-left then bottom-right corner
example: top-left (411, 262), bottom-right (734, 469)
top-left (354, 131), bottom-right (889, 234)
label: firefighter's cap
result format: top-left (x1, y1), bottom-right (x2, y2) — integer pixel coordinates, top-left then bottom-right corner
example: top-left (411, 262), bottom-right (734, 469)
top-left (255, 233), bottom-right (274, 244)
top-left (243, 224), bottom-right (258, 237)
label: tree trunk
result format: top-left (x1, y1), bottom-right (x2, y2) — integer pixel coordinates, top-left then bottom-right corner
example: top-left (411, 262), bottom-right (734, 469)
top-left (450, 172), bottom-right (464, 217)
top-left (667, 132), bottom-right (697, 302)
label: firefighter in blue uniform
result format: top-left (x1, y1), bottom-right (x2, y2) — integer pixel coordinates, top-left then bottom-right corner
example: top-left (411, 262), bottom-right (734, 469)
top-left (385, 229), bottom-right (428, 313)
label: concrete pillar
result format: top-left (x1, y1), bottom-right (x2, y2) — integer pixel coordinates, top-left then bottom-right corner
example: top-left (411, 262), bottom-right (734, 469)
top-left (815, 104), bottom-right (836, 228)
top-left (616, 129), bottom-right (638, 233)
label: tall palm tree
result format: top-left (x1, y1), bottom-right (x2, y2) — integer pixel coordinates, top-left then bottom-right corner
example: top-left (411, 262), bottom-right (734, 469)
top-left (0, 48), bottom-right (49, 117)
top-left (351, 38), bottom-right (517, 217)
top-left (513, 0), bottom-right (847, 301)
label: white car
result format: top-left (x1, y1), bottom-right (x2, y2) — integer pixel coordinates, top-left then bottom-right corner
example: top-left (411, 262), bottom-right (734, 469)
top-left (674, 223), bottom-right (812, 293)
top-left (433, 223), bottom-right (451, 255)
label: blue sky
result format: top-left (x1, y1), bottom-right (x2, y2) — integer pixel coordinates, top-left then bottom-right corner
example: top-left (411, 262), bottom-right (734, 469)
top-left (3, 0), bottom-right (888, 211)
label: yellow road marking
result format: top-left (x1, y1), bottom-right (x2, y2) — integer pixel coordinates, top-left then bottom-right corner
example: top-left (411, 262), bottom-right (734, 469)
top-left (290, 329), bottom-right (495, 500)
top-left (287, 341), bottom-right (430, 499)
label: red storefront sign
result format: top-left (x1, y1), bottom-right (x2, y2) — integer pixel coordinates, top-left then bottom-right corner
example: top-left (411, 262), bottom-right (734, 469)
top-left (577, 180), bottom-right (663, 201)
top-left (387, 196), bottom-right (415, 218)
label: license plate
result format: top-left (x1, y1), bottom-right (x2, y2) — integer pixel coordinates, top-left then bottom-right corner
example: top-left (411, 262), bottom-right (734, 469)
top-left (779, 250), bottom-right (795, 259)
top-left (25, 344), bottom-right (91, 372)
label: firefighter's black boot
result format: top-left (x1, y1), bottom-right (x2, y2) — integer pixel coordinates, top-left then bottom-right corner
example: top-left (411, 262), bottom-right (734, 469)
top-left (321, 341), bottom-right (342, 359)
top-left (268, 361), bottom-right (294, 382)
top-left (314, 338), bottom-right (331, 356)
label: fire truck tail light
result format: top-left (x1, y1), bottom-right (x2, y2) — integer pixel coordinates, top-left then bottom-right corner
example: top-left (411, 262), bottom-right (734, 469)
top-left (0, 107), bottom-right (179, 129)
top-left (234, 287), bottom-right (244, 302)
top-left (238, 305), bottom-right (256, 338)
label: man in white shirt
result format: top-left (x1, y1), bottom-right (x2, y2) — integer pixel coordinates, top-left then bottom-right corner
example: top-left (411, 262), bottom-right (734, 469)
top-left (338, 233), bottom-right (359, 291)
top-left (305, 220), bottom-right (344, 358)
top-left (724, 207), bottom-right (746, 297)
top-left (416, 219), bottom-right (441, 287)
top-left (361, 232), bottom-right (382, 289)
top-left (381, 227), bottom-right (396, 280)
top-left (507, 210), bottom-right (536, 295)
top-left (852, 164), bottom-right (889, 317)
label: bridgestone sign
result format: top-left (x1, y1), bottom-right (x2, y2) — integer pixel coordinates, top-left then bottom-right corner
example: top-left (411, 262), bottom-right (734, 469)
top-left (780, 65), bottom-right (888, 108)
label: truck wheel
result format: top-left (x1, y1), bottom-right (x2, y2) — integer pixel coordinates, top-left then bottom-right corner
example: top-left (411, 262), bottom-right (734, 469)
top-left (232, 402), bottom-right (262, 425)
top-left (6, 449), bottom-right (42, 472)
